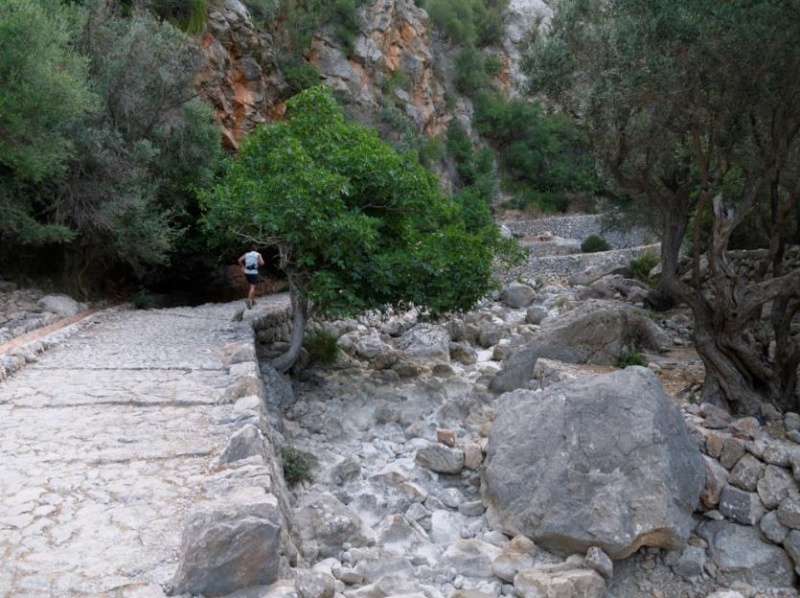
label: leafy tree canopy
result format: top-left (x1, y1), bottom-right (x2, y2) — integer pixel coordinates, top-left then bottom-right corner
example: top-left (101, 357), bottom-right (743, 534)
top-left (202, 85), bottom-right (518, 369)
top-left (0, 0), bottom-right (97, 244)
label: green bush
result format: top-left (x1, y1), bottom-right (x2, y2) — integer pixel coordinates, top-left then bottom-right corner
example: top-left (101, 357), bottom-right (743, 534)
top-left (455, 47), bottom-right (493, 96)
top-left (149, 0), bottom-right (207, 34)
top-left (278, 57), bottom-right (320, 93)
top-left (581, 234), bottom-right (611, 253)
top-left (281, 445), bottom-right (317, 485)
top-left (303, 327), bottom-right (341, 365)
top-left (472, 93), bottom-right (598, 200)
top-left (616, 346), bottom-right (647, 368)
top-left (629, 250), bottom-right (659, 283)
top-left (424, 0), bottom-right (509, 46)
top-left (131, 290), bottom-right (156, 310)
top-left (246, 0), bottom-right (281, 26)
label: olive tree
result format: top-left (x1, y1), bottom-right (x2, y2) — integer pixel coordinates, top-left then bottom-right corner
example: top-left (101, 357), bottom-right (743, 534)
top-left (202, 85), bottom-right (516, 371)
top-left (0, 0), bottom-right (96, 246)
top-left (526, 0), bottom-right (800, 414)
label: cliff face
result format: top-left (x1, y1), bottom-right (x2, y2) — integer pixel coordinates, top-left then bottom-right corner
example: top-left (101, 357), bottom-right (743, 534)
top-left (195, 0), bottom-right (551, 157)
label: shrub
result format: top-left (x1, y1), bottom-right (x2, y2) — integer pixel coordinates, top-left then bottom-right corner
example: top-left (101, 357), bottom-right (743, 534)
top-left (581, 234), bottom-right (610, 253)
top-left (616, 346), bottom-right (647, 368)
top-left (303, 327), bottom-right (342, 365)
top-left (454, 48), bottom-right (492, 96)
top-left (131, 290), bottom-right (156, 310)
top-left (278, 57), bottom-right (320, 93)
top-left (246, 0), bottom-right (281, 26)
top-left (281, 445), bottom-right (317, 485)
top-left (149, 0), bottom-right (207, 34)
top-left (630, 250), bottom-right (659, 283)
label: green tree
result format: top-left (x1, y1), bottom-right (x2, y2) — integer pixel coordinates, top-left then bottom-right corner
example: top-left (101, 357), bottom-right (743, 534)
top-left (55, 1), bottom-right (222, 290)
top-left (0, 0), bottom-right (97, 246)
top-left (526, 0), bottom-right (800, 414)
top-left (202, 85), bottom-right (517, 371)
top-left (472, 92), bottom-right (597, 205)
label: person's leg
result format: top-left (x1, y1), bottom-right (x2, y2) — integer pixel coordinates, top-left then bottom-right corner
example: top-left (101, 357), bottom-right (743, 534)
top-left (244, 273), bottom-right (257, 308)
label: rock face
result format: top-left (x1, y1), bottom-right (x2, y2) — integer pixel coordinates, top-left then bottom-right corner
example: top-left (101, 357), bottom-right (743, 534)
top-left (195, 0), bottom-right (552, 187)
top-left (482, 366), bottom-right (705, 559)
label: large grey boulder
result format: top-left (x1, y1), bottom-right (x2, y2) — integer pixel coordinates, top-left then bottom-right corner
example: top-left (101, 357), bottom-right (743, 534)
top-left (168, 489), bottom-right (283, 597)
top-left (524, 299), bottom-right (670, 365)
top-left (482, 367), bottom-right (704, 559)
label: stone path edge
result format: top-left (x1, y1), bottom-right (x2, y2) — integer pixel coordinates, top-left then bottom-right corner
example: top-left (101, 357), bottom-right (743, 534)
top-left (0, 306), bottom-right (121, 383)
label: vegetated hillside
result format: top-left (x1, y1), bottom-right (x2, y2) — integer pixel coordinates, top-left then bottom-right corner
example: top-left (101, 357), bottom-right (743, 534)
top-left (1, 0), bottom-right (598, 295)
top-left (196, 0), bottom-right (561, 191)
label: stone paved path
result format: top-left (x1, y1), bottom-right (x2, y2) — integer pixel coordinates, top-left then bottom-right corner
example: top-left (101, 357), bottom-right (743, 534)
top-left (0, 296), bottom-right (289, 598)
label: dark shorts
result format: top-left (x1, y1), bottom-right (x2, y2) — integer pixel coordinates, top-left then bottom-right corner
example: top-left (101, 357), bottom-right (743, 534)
top-left (245, 273), bottom-right (258, 285)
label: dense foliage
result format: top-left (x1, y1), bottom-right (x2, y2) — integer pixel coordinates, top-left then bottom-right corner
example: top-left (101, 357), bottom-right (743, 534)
top-left (423, 0), bottom-right (508, 47)
top-left (527, 0), bottom-right (800, 414)
top-left (472, 92), bottom-right (598, 212)
top-left (202, 86), bottom-right (519, 370)
top-left (0, 0), bottom-right (97, 246)
top-left (0, 0), bottom-right (222, 294)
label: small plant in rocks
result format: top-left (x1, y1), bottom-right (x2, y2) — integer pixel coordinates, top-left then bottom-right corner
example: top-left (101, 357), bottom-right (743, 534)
top-left (581, 234), bottom-right (611, 253)
top-left (303, 327), bottom-right (341, 365)
top-left (630, 250), bottom-right (660, 284)
top-left (616, 346), bottom-right (647, 368)
top-left (281, 445), bottom-right (317, 486)
top-left (131, 290), bottom-right (156, 310)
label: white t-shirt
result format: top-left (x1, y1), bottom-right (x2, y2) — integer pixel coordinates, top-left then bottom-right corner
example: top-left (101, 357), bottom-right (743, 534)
top-left (243, 251), bottom-right (261, 274)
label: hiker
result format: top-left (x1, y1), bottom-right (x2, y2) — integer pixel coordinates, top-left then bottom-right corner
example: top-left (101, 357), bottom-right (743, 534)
top-left (238, 246), bottom-right (264, 308)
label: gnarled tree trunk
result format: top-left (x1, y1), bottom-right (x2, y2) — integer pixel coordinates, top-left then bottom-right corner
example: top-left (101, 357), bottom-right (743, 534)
top-left (660, 195), bottom-right (800, 416)
top-left (270, 273), bottom-right (312, 373)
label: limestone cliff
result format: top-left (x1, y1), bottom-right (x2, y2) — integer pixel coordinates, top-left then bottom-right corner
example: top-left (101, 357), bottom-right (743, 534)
top-left (195, 0), bottom-right (551, 161)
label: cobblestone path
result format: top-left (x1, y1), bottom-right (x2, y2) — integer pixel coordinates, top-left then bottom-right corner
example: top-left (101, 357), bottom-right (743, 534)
top-left (0, 296), bottom-right (289, 597)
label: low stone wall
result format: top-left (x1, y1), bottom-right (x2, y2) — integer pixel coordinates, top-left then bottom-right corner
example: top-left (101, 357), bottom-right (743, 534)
top-left (253, 304), bottom-right (293, 344)
top-left (502, 214), bottom-right (655, 249)
top-left (509, 245), bottom-right (661, 284)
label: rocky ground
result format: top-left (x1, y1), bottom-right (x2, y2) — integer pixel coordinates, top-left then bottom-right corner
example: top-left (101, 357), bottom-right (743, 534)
top-left (257, 273), bottom-right (798, 598)
top-left (2, 232), bottom-right (799, 597)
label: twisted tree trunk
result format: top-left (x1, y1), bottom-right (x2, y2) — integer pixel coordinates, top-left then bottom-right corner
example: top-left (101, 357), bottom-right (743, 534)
top-left (270, 273), bottom-right (311, 373)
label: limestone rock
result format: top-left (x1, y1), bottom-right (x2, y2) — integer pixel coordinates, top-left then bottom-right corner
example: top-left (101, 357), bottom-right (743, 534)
top-left (440, 538), bottom-right (504, 578)
top-left (483, 367), bottom-right (704, 559)
top-left (501, 282), bottom-right (536, 308)
top-left (488, 346), bottom-right (537, 394)
top-left (697, 520), bottom-right (796, 589)
top-left (522, 299), bottom-right (670, 365)
top-left (296, 569), bottom-right (337, 598)
top-left (168, 490), bottom-right (283, 596)
top-left (39, 294), bottom-right (83, 317)
top-left (415, 442), bottom-right (465, 474)
top-left (395, 323), bottom-right (451, 364)
top-left (514, 562), bottom-right (605, 598)
top-left (295, 494), bottom-right (376, 560)
top-left (218, 423), bottom-right (267, 465)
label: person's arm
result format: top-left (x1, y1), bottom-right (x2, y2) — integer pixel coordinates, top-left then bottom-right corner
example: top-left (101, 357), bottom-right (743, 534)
top-left (237, 254), bottom-right (246, 268)
top-left (258, 253), bottom-right (265, 267)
